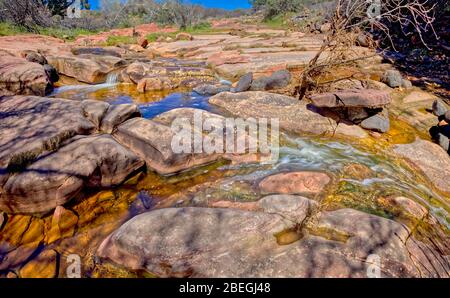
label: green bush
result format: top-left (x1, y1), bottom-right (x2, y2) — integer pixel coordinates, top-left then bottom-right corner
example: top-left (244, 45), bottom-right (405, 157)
top-left (106, 35), bottom-right (138, 46)
top-left (0, 22), bottom-right (27, 36)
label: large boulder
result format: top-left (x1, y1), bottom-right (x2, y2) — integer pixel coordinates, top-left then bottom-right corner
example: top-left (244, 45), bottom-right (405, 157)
top-left (309, 89), bottom-right (391, 108)
top-left (209, 91), bottom-right (342, 137)
top-left (0, 96), bottom-right (97, 182)
top-left (97, 206), bottom-right (448, 277)
top-left (47, 55), bottom-right (125, 84)
top-left (113, 117), bottom-right (221, 175)
top-left (0, 134), bottom-right (144, 214)
top-left (393, 139), bottom-right (450, 193)
top-left (0, 55), bottom-right (53, 96)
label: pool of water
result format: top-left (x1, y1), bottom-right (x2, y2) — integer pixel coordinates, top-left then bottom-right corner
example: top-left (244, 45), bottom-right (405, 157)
top-left (50, 82), bottom-right (222, 119)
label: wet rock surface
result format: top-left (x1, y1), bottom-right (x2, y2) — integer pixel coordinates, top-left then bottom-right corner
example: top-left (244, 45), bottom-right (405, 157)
top-left (394, 139), bottom-right (450, 193)
top-left (259, 171), bottom-right (331, 196)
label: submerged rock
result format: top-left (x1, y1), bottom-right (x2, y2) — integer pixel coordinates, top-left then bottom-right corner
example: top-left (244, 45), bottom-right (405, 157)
top-left (394, 139), bottom-right (450, 193)
top-left (258, 195), bottom-right (318, 223)
top-left (0, 55), bottom-right (53, 96)
top-left (259, 171), bottom-right (331, 196)
top-left (47, 206), bottom-right (79, 244)
top-left (19, 249), bottom-right (58, 278)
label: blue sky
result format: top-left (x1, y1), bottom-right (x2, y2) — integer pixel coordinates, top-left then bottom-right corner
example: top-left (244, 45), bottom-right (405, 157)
top-left (89, 0), bottom-right (251, 10)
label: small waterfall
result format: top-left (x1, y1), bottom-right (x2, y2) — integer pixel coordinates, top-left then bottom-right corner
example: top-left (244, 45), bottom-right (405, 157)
top-left (50, 72), bottom-right (119, 98)
top-left (105, 72), bottom-right (119, 85)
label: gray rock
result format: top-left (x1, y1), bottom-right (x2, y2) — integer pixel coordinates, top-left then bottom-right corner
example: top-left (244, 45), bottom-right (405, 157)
top-left (310, 89), bottom-right (391, 108)
top-left (394, 139), bottom-right (450, 193)
top-left (0, 134), bottom-right (144, 214)
top-left (437, 133), bottom-right (449, 152)
top-left (258, 195), bottom-right (318, 223)
top-left (382, 70), bottom-right (403, 88)
top-left (432, 99), bottom-right (448, 117)
top-left (97, 206), bottom-right (448, 277)
top-left (401, 79), bottom-right (412, 89)
top-left (100, 104), bottom-right (141, 133)
top-left (250, 77), bottom-right (269, 91)
top-left (234, 72), bottom-right (253, 92)
top-left (445, 110), bottom-right (450, 123)
top-left (266, 70), bottom-right (291, 89)
top-left (193, 84), bottom-right (230, 95)
top-left (360, 109), bottom-right (390, 133)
